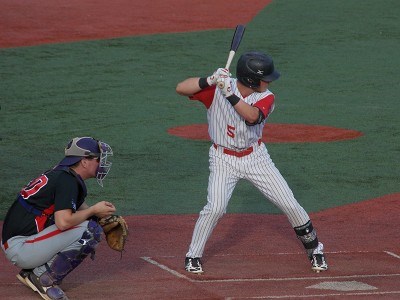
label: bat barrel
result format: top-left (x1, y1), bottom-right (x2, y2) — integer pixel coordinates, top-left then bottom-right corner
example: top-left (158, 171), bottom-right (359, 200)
top-left (224, 25), bottom-right (246, 70)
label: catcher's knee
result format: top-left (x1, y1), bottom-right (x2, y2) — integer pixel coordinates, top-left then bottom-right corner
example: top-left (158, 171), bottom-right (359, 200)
top-left (41, 221), bottom-right (102, 284)
top-left (85, 219), bottom-right (102, 242)
top-left (79, 219), bottom-right (102, 255)
top-left (37, 220), bottom-right (107, 285)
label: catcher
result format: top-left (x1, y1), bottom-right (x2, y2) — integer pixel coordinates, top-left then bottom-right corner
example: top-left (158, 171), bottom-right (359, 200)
top-left (1, 137), bottom-right (128, 300)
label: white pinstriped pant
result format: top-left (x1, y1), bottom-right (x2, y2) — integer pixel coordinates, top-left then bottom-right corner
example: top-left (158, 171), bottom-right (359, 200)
top-left (186, 142), bottom-right (311, 258)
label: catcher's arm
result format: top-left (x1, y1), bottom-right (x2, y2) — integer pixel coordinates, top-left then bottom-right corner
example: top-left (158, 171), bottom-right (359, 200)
top-left (54, 202), bottom-right (112, 231)
top-left (55, 201), bottom-right (115, 231)
top-left (78, 201), bottom-right (115, 217)
top-left (78, 202), bottom-right (90, 210)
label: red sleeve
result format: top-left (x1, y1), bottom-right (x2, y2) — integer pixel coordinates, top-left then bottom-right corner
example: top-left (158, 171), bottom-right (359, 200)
top-left (253, 94), bottom-right (275, 118)
top-left (189, 86), bottom-right (216, 109)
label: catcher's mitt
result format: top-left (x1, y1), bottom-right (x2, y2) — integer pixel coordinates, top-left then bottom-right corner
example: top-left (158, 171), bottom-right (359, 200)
top-left (99, 215), bottom-right (128, 252)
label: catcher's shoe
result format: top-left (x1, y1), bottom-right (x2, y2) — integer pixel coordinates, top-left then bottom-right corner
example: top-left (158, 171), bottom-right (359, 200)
top-left (16, 269), bottom-right (32, 287)
top-left (25, 272), bottom-right (69, 300)
top-left (185, 257), bottom-right (204, 274)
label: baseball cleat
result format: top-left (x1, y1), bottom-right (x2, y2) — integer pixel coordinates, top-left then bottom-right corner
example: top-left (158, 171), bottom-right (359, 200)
top-left (311, 254), bottom-right (328, 272)
top-left (185, 257), bottom-right (204, 274)
top-left (16, 269), bottom-right (32, 287)
top-left (25, 272), bottom-right (69, 300)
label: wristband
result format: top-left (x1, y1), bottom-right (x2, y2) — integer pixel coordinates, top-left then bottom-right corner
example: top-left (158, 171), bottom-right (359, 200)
top-left (226, 95), bottom-right (240, 106)
top-left (198, 77), bottom-right (210, 89)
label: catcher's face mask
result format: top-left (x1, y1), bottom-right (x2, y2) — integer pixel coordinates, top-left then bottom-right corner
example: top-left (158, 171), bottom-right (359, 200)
top-left (96, 140), bottom-right (113, 187)
top-left (58, 137), bottom-right (113, 187)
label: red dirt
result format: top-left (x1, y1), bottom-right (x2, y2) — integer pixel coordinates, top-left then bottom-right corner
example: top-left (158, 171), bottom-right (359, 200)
top-left (168, 123), bottom-right (363, 143)
top-left (1, 194), bottom-right (399, 299)
top-left (0, 0), bottom-right (272, 48)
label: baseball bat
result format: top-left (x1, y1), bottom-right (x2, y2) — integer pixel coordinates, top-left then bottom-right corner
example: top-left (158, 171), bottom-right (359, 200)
top-left (225, 24), bottom-right (246, 70)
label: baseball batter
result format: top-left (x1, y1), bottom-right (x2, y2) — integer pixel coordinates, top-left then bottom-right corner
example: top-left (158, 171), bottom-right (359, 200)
top-left (176, 51), bottom-right (328, 274)
top-left (1, 137), bottom-right (116, 300)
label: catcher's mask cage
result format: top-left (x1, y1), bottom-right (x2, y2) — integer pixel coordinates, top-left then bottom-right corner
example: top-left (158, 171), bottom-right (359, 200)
top-left (96, 140), bottom-right (113, 187)
top-left (236, 51), bottom-right (280, 88)
top-left (58, 137), bottom-right (113, 187)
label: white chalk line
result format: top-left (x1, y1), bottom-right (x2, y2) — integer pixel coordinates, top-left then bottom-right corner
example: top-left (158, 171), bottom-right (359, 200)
top-left (384, 251), bottom-right (400, 260)
top-left (141, 256), bottom-right (191, 281)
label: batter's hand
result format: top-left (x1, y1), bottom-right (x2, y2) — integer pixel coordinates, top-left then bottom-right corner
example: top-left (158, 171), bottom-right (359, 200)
top-left (217, 74), bottom-right (234, 98)
top-left (207, 68), bottom-right (230, 86)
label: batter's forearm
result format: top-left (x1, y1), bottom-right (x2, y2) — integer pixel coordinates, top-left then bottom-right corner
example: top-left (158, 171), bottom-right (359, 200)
top-left (233, 101), bottom-right (261, 124)
top-left (176, 77), bottom-right (202, 96)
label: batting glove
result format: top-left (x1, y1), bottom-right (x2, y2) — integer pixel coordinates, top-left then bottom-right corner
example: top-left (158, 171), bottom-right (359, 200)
top-left (207, 68), bottom-right (230, 86)
top-left (217, 75), bottom-right (234, 98)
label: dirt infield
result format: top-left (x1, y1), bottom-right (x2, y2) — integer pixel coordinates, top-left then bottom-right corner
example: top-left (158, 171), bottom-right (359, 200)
top-left (0, 0), bottom-right (272, 48)
top-left (1, 194), bottom-right (399, 299)
top-left (168, 123), bottom-right (363, 143)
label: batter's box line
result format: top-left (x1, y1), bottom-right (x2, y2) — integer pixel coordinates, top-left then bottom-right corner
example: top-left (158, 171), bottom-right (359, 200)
top-left (140, 256), bottom-right (400, 283)
top-left (141, 256), bottom-right (192, 281)
top-left (385, 251), bottom-right (400, 260)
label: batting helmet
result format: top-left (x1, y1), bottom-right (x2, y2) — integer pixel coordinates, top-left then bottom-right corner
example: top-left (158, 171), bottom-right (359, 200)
top-left (236, 51), bottom-right (280, 88)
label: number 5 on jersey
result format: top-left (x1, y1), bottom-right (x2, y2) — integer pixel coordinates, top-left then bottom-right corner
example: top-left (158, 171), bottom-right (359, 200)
top-left (227, 125), bottom-right (235, 138)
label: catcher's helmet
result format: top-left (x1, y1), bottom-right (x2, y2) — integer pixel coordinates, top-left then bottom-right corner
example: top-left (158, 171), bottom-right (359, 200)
top-left (236, 51), bottom-right (280, 88)
top-left (58, 137), bottom-right (113, 187)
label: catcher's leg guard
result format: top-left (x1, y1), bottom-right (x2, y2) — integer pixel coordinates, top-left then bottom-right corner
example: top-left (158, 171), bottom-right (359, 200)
top-left (294, 221), bottom-right (319, 257)
top-left (40, 220), bottom-right (102, 284)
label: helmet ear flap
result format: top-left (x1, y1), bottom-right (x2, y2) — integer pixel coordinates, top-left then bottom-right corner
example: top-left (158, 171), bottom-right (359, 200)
top-left (240, 77), bottom-right (260, 88)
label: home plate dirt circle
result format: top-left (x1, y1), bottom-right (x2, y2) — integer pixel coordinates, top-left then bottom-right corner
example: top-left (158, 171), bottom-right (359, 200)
top-left (168, 123), bottom-right (363, 143)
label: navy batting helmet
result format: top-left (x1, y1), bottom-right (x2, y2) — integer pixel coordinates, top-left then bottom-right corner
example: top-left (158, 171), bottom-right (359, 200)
top-left (236, 51), bottom-right (280, 88)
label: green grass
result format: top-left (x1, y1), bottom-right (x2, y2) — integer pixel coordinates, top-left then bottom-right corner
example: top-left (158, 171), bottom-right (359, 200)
top-left (1, 0), bottom-right (399, 218)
